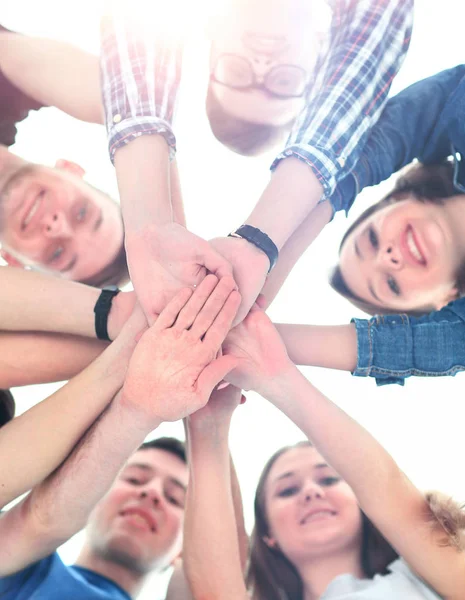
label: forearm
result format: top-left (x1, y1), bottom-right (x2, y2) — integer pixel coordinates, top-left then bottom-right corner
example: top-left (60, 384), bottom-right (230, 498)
top-left (0, 268), bottom-right (98, 336)
top-left (170, 159), bottom-right (186, 227)
top-left (245, 158), bottom-right (324, 250)
top-left (275, 323), bottom-right (357, 372)
top-left (230, 455), bottom-right (249, 571)
top-left (0, 33), bottom-right (103, 123)
top-left (0, 334), bottom-right (130, 508)
top-left (185, 422), bottom-right (248, 600)
top-left (0, 331), bottom-right (106, 388)
top-left (261, 200), bottom-right (332, 305)
top-left (269, 367), bottom-right (402, 512)
top-left (0, 393), bottom-right (156, 576)
top-left (115, 135), bottom-right (173, 233)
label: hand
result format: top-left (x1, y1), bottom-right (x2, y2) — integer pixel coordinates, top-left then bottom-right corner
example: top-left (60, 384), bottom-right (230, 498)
top-left (222, 307), bottom-right (293, 397)
top-left (209, 236), bottom-right (269, 326)
top-left (125, 223), bottom-right (235, 323)
top-left (122, 275), bottom-right (241, 426)
top-left (188, 385), bottom-right (244, 433)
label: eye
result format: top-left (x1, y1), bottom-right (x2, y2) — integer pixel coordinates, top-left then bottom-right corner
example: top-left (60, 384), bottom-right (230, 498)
top-left (278, 485), bottom-right (299, 498)
top-left (49, 246), bottom-right (64, 263)
top-left (387, 276), bottom-right (401, 296)
top-left (166, 494), bottom-right (184, 508)
top-left (319, 476), bottom-right (341, 487)
top-left (76, 204), bottom-right (87, 222)
top-left (368, 227), bottom-right (379, 250)
top-left (125, 477), bottom-right (143, 486)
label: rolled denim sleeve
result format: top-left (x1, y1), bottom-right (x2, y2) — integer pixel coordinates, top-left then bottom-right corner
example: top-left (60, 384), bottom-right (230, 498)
top-left (330, 64), bottom-right (465, 214)
top-left (352, 298), bottom-right (465, 386)
top-left (272, 0), bottom-right (413, 201)
top-left (100, 8), bottom-right (185, 163)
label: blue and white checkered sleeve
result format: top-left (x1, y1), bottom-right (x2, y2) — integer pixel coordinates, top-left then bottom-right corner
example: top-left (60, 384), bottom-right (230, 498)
top-left (100, 12), bottom-right (184, 164)
top-left (272, 0), bottom-right (414, 206)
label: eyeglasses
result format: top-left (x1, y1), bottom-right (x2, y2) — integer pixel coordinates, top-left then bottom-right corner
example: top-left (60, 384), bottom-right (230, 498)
top-left (210, 54), bottom-right (308, 99)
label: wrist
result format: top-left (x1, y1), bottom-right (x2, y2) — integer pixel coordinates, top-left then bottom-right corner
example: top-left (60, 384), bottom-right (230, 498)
top-left (229, 225), bottom-right (278, 273)
top-left (226, 235), bottom-right (270, 273)
top-left (107, 291), bottom-right (136, 340)
top-left (118, 390), bottom-right (163, 434)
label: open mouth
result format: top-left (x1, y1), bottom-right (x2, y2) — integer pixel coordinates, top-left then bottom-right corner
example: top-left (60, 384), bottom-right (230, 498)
top-left (300, 510), bottom-right (336, 525)
top-left (119, 509), bottom-right (157, 533)
top-left (404, 225), bottom-right (427, 266)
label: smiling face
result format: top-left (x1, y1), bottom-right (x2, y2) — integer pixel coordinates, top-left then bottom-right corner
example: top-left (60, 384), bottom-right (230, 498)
top-left (263, 446), bottom-right (363, 566)
top-left (208, 0), bottom-right (327, 126)
top-left (0, 161), bottom-right (124, 281)
top-left (338, 197), bottom-right (465, 313)
top-left (84, 448), bottom-right (188, 574)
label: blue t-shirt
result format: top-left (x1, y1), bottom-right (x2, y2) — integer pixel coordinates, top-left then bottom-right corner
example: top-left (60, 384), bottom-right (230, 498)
top-left (0, 553), bottom-right (131, 600)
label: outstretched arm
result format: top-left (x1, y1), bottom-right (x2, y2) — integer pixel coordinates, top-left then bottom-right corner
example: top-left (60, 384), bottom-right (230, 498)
top-left (0, 308), bottom-right (143, 510)
top-left (184, 387), bottom-right (249, 600)
top-left (224, 310), bottom-right (465, 600)
top-left (0, 30), bottom-right (102, 123)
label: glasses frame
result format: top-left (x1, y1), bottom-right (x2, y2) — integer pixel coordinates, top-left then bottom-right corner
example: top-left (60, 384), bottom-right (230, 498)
top-left (210, 53), bottom-right (309, 100)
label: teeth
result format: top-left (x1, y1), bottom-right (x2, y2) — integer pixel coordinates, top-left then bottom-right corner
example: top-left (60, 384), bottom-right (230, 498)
top-left (302, 511), bottom-right (334, 524)
top-left (406, 230), bottom-right (423, 262)
top-left (24, 198), bottom-right (41, 226)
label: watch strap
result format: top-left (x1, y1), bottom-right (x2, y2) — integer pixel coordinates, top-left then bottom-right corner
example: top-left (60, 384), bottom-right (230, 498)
top-left (228, 225), bottom-right (278, 273)
top-left (94, 286), bottom-right (121, 341)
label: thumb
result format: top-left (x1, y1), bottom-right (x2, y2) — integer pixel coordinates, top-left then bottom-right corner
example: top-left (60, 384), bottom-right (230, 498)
top-left (201, 245), bottom-right (235, 281)
top-left (196, 355), bottom-right (238, 397)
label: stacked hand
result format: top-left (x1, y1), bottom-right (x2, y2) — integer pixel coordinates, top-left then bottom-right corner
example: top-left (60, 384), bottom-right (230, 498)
top-left (222, 306), bottom-right (294, 398)
top-left (121, 275), bottom-right (240, 427)
top-left (125, 223), bottom-right (235, 324)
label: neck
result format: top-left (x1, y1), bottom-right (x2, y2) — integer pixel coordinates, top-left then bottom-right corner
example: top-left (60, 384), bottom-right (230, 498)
top-left (297, 550), bottom-right (365, 600)
top-left (75, 545), bottom-right (146, 598)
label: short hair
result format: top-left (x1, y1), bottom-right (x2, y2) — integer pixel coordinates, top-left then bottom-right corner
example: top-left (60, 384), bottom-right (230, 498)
top-left (246, 441), bottom-right (399, 600)
top-left (138, 436), bottom-right (187, 465)
top-left (205, 85), bottom-right (293, 156)
top-left (330, 161), bottom-right (465, 316)
top-left (0, 389), bottom-right (15, 428)
top-left (79, 240), bottom-right (130, 289)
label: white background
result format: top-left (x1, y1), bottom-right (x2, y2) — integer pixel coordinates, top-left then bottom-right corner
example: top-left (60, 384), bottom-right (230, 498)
top-left (2, 0), bottom-right (465, 597)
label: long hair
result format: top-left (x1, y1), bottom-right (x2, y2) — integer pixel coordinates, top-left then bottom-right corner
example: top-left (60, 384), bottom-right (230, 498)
top-left (330, 161), bottom-right (465, 316)
top-left (246, 441), bottom-right (398, 600)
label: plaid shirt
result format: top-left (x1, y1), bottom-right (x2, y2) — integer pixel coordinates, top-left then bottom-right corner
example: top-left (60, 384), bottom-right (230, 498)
top-left (101, 0), bottom-right (413, 201)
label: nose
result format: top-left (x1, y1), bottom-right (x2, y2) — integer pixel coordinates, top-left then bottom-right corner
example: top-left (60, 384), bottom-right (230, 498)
top-left (379, 244), bottom-right (403, 270)
top-left (139, 488), bottom-right (162, 509)
top-left (41, 211), bottom-right (72, 238)
top-left (302, 481), bottom-right (325, 504)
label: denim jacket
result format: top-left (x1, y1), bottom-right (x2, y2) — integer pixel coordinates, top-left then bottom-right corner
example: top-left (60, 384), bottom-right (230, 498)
top-left (329, 65), bottom-right (465, 385)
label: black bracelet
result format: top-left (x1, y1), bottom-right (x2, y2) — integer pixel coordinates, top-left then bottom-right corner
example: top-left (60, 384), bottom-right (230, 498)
top-left (94, 286), bottom-right (121, 341)
top-left (228, 225), bottom-right (279, 273)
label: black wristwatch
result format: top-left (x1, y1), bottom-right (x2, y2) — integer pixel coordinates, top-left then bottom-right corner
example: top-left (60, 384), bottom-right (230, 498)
top-left (94, 286), bottom-right (121, 341)
top-left (228, 225), bottom-right (279, 273)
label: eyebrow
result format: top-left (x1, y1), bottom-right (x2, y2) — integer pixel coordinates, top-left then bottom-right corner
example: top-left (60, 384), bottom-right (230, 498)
top-left (367, 282), bottom-right (380, 302)
top-left (274, 464), bottom-right (331, 483)
top-left (354, 240), bottom-right (362, 259)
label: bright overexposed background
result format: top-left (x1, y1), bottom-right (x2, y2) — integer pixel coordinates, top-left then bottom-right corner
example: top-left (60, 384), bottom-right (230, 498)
top-left (2, 1), bottom-right (465, 597)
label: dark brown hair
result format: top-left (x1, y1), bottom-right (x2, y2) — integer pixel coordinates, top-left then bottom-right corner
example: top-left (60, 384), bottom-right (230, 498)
top-left (138, 437), bottom-right (186, 464)
top-left (246, 441), bottom-right (398, 600)
top-left (205, 85), bottom-right (293, 156)
top-left (79, 239), bottom-right (130, 289)
top-left (330, 161), bottom-right (465, 316)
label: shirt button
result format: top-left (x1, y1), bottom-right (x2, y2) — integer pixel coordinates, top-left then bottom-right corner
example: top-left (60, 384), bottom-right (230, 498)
top-left (338, 157), bottom-right (346, 168)
top-left (113, 114), bottom-right (122, 124)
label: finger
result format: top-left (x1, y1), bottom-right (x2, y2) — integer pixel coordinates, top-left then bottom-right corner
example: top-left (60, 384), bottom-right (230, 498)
top-left (153, 287), bottom-right (193, 331)
top-left (189, 276), bottom-right (237, 338)
top-left (172, 274), bottom-right (219, 331)
top-left (203, 290), bottom-right (241, 348)
top-left (197, 355), bottom-right (239, 398)
top-left (255, 294), bottom-right (268, 309)
top-left (201, 245), bottom-right (235, 282)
